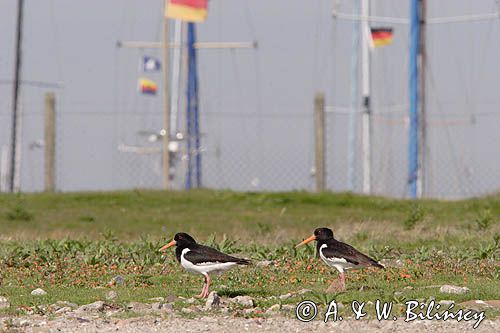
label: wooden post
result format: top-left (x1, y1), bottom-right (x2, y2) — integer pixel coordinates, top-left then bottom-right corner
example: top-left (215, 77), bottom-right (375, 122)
top-left (314, 92), bottom-right (326, 192)
top-left (44, 92), bottom-right (56, 192)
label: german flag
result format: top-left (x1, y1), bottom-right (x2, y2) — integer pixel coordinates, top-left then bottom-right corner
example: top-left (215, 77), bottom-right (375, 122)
top-left (370, 27), bottom-right (393, 48)
top-left (166, 0), bottom-right (208, 22)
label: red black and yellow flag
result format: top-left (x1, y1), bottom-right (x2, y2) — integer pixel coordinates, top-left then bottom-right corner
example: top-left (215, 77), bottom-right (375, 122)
top-left (165, 0), bottom-right (208, 22)
top-left (370, 27), bottom-right (394, 48)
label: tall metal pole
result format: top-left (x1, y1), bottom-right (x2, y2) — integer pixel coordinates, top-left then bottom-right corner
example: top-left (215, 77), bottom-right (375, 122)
top-left (162, 8), bottom-right (171, 189)
top-left (170, 20), bottom-right (183, 135)
top-left (185, 23), bottom-right (201, 189)
top-left (9, 0), bottom-right (24, 193)
top-left (417, 0), bottom-right (427, 198)
top-left (361, 0), bottom-right (372, 194)
top-left (408, 0), bottom-right (420, 198)
top-left (347, 0), bottom-right (360, 191)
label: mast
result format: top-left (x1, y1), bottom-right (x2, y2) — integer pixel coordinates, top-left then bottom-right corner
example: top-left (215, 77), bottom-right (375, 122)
top-left (347, 0), bottom-right (360, 191)
top-left (9, 0), bottom-right (24, 193)
top-left (408, 0), bottom-right (420, 198)
top-left (162, 5), bottom-right (171, 189)
top-left (185, 23), bottom-right (201, 189)
top-left (417, 0), bottom-right (426, 198)
top-left (170, 20), bottom-right (184, 135)
top-left (361, 0), bottom-right (372, 194)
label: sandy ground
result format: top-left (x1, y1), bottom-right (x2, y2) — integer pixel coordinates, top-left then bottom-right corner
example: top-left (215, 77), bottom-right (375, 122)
top-left (1, 314), bottom-right (498, 333)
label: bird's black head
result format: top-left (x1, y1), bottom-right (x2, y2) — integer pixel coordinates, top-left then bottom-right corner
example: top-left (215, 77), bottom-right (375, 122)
top-left (159, 232), bottom-right (197, 252)
top-left (174, 232), bottom-right (197, 245)
top-left (313, 227), bottom-right (334, 241)
top-left (296, 227), bottom-right (335, 248)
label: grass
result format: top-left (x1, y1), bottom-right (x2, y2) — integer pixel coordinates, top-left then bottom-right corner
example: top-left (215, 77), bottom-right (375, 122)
top-left (0, 190), bottom-right (499, 319)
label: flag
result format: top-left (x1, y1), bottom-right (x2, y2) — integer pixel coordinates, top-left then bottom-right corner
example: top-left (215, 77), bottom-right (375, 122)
top-left (165, 0), bottom-right (208, 22)
top-left (370, 27), bottom-right (394, 48)
top-left (138, 78), bottom-right (158, 95)
top-left (143, 56), bottom-right (161, 72)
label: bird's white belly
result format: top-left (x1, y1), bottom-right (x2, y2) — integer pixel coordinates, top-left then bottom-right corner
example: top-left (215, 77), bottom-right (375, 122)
top-left (319, 244), bottom-right (356, 273)
top-left (180, 249), bottom-right (237, 275)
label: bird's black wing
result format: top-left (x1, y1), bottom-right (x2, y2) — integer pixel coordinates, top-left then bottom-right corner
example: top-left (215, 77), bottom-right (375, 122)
top-left (322, 240), bottom-right (383, 268)
top-left (184, 244), bottom-right (251, 265)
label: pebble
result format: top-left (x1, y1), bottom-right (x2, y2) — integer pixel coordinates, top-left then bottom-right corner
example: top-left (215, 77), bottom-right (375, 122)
top-left (439, 284), bottom-right (470, 294)
top-left (266, 304), bottom-right (280, 312)
top-left (150, 302), bottom-right (174, 313)
top-left (0, 296), bottom-right (10, 309)
top-left (243, 307), bottom-right (262, 315)
top-left (31, 288), bottom-right (47, 296)
top-left (231, 296), bottom-right (254, 308)
top-left (279, 293), bottom-right (292, 300)
top-left (438, 300), bottom-right (455, 307)
top-left (181, 305), bottom-right (201, 314)
top-left (148, 297), bottom-right (165, 302)
top-left (105, 291), bottom-right (117, 300)
top-left (76, 301), bottom-right (105, 312)
top-left (181, 307), bottom-right (194, 314)
top-left (205, 292), bottom-right (221, 310)
top-left (55, 301), bottom-right (78, 309)
top-left (17, 319), bottom-right (30, 327)
top-left (280, 304), bottom-right (295, 312)
top-left (151, 302), bottom-right (162, 310)
top-left (161, 303), bottom-right (174, 312)
top-left (55, 307), bottom-right (72, 315)
top-left (256, 260), bottom-right (275, 267)
top-left (108, 275), bottom-right (125, 286)
top-left (126, 302), bottom-right (150, 312)
top-left (165, 295), bottom-right (178, 302)
top-left (459, 300), bottom-right (498, 310)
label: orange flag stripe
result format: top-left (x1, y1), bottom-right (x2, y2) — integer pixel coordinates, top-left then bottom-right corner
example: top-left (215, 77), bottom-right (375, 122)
top-left (166, 0), bottom-right (208, 22)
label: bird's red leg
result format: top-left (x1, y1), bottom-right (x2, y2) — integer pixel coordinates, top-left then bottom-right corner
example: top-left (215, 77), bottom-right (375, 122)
top-left (202, 274), bottom-right (211, 298)
top-left (339, 272), bottom-right (346, 291)
top-left (195, 275), bottom-right (207, 298)
top-left (326, 271), bottom-right (346, 293)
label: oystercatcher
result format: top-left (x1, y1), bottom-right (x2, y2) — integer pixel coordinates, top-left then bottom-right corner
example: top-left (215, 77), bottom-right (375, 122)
top-left (159, 232), bottom-right (251, 298)
top-left (296, 227), bottom-right (383, 292)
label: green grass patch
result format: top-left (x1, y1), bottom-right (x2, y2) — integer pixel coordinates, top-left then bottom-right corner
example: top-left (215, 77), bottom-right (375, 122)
top-left (0, 190), bottom-right (499, 318)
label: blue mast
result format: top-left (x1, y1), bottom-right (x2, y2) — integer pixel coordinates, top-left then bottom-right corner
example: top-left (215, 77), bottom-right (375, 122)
top-left (186, 22), bottom-right (201, 189)
top-left (408, 0), bottom-right (420, 198)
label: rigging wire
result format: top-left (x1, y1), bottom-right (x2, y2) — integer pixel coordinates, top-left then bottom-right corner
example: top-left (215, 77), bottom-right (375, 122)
top-left (243, 0), bottom-right (264, 188)
top-left (328, 0), bottom-right (340, 190)
top-left (213, 1), bottom-right (225, 187)
top-left (427, 60), bottom-right (470, 197)
top-left (112, 0), bottom-right (129, 187)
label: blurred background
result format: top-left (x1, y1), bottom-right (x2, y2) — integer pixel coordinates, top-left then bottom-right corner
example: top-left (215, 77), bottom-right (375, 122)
top-left (0, 0), bottom-right (499, 199)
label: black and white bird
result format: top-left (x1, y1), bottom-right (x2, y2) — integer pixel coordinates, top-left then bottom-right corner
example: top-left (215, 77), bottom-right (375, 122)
top-left (159, 233), bottom-right (250, 298)
top-left (296, 227), bottom-right (384, 292)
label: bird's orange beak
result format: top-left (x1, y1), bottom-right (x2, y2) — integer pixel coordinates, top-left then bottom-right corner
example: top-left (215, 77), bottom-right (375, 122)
top-left (159, 240), bottom-right (176, 252)
top-left (296, 235), bottom-right (316, 248)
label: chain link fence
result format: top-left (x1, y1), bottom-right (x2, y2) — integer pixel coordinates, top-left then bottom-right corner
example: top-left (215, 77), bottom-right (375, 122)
top-left (0, 101), bottom-right (499, 198)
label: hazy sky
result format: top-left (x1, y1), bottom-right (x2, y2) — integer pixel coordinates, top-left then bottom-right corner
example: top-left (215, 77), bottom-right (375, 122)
top-left (0, 0), bottom-right (499, 198)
